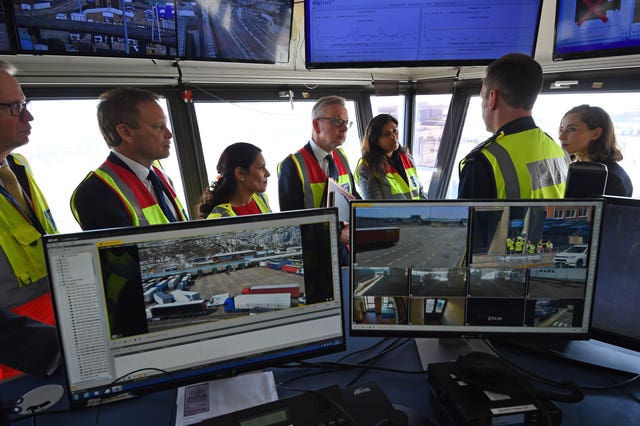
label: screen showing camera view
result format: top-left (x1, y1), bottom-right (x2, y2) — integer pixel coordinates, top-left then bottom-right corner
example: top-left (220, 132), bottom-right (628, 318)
top-left (45, 210), bottom-right (343, 405)
top-left (350, 200), bottom-right (602, 336)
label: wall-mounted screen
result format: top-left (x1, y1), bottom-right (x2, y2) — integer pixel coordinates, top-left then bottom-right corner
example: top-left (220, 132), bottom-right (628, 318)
top-left (305, 0), bottom-right (543, 69)
top-left (177, 0), bottom-right (293, 63)
top-left (44, 208), bottom-right (344, 408)
top-left (554, 0), bottom-right (640, 61)
top-left (8, 0), bottom-right (293, 63)
top-left (11, 0), bottom-right (177, 57)
top-left (349, 200), bottom-right (603, 339)
top-left (0, 2), bottom-right (15, 53)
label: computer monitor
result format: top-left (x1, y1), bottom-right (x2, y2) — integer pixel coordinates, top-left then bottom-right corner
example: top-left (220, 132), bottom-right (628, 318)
top-left (44, 208), bottom-right (344, 408)
top-left (553, 0), bottom-right (640, 61)
top-left (349, 200), bottom-right (603, 347)
top-left (305, 0), bottom-right (542, 69)
top-left (494, 196), bottom-right (640, 374)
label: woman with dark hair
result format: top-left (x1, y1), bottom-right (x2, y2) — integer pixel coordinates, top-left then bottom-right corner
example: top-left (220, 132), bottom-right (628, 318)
top-left (559, 105), bottom-right (633, 196)
top-left (355, 114), bottom-right (427, 199)
top-left (197, 142), bottom-right (271, 218)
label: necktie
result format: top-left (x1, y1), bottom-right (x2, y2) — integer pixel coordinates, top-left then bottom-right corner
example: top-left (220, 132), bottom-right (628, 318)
top-left (0, 165), bottom-right (28, 211)
top-left (325, 154), bottom-right (338, 180)
top-left (147, 170), bottom-right (177, 222)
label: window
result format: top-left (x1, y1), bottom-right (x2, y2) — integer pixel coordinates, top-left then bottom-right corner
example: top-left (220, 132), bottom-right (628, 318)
top-left (413, 94), bottom-right (452, 194)
top-left (370, 95), bottom-right (406, 147)
top-left (194, 100), bottom-right (361, 212)
top-left (17, 98), bottom-right (184, 233)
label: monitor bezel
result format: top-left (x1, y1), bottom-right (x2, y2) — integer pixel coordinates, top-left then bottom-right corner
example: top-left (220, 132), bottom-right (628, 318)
top-left (44, 208), bottom-right (345, 408)
top-left (553, 0), bottom-right (640, 62)
top-left (304, 1), bottom-right (543, 70)
top-left (348, 199), bottom-right (604, 340)
top-left (589, 195), bottom-right (640, 353)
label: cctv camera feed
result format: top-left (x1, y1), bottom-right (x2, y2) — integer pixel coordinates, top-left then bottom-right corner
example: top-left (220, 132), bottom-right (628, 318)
top-left (46, 210), bottom-right (343, 404)
top-left (177, 0), bottom-right (293, 63)
top-left (350, 200), bottom-right (602, 336)
top-left (11, 0), bottom-right (177, 57)
top-left (99, 222), bottom-right (333, 338)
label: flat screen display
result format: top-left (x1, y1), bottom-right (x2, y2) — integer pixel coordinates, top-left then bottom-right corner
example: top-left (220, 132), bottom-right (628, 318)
top-left (44, 208), bottom-right (344, 407)
top-left (8, 0), bottom-right (293, 63)
top-left (590, 196), bottom-right (640, 352)
top-left (349, 200), bottom-right (603, 338)
top-left (554, 0), bottom-right (640, 61)
top-left (11, 0), bottom-right (177, 57)
top-left (305, 0), bottom-right (543, 69)
top-left (0, 2), bottom-right (15, 53)
top-left (177, 0), bottom-right (293, 63)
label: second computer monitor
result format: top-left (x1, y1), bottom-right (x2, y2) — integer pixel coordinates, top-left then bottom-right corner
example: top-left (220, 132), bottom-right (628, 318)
top-left (349, 199), bottom-right (603, 339)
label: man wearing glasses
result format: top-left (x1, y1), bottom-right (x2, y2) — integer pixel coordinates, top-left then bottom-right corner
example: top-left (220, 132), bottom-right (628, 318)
top-left (278, 96), bottom-right (360, 266)
top-left (0, 60), bottom-right (60, 380)
top-left (278, 95), bottom-right (360, 211)
top-left (71, 87), bottom-right (188, 230)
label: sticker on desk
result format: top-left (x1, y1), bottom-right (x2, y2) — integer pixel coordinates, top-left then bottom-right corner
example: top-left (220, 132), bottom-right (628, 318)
top-left (490, 404), bottom-right (537, 415)
top-left (483, 390), bottom-right (511, 401)
top-left (184, 383), bottom-right (209, 417)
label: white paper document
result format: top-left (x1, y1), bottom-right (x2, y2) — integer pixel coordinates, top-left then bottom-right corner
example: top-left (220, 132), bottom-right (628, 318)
top-left (175, 371), bottom-right (279, 426)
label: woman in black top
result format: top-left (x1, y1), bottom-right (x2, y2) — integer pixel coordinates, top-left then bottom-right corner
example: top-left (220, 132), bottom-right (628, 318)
top-left (559, 104), bottom-right (633, 197)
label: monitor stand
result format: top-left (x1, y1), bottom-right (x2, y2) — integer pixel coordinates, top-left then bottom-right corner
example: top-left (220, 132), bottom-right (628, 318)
top-left (415, 338), bottom-right (495, 370)
top-left (496, 338), bottom-right (640, 375)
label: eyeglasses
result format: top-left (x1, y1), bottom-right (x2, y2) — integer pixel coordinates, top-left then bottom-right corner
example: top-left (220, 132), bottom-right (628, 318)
top-left (317, 117), bottom-right (353, 128)
top-left (0, 100), bottom-right (30, 117)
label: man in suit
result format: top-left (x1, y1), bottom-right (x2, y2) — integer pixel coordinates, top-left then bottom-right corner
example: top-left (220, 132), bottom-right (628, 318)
top-left (278, 96), bottom-right (359, 265)
top-left (278, 95), bottom-right (359, 210)
top-left (0, 60), bottom-right (60, 380)
top-left (71, 87), bottom-right (188, 230)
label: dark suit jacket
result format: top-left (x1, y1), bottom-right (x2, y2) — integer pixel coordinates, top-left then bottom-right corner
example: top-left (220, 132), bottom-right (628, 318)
top-left (0, 309), bottom-right (59, 377)
top-left (72, 152), bottom-right (181, 230)
top-left (278, 142), bottom-right (360, 211)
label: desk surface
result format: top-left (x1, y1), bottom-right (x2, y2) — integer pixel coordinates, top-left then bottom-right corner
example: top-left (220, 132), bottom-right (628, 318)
top-left (2, 336), bottom-right (640, 426)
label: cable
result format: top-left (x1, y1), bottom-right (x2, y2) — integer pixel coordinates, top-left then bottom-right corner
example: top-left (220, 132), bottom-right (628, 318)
top-left (93, 368), bottom-right (177, 426)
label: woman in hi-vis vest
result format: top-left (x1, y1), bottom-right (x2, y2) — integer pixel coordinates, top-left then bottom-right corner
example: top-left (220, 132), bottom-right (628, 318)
top-left (197, 143), bottom-right (272, 218)
top-left (355, 114), bottom-right (427, 200)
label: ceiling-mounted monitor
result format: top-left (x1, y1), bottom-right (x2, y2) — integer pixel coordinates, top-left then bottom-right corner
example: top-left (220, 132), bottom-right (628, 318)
top-left (7, 0), bottom-right (293, 63)
top-left (177, 0), bottom-right (293, 63)
top-left (10, 0), bottom-right (177, 58)
top-left (554, 0), bottom-right (640, 61)
top-left (0, 2), bottom-right (15, 53)
top-left (304, 0), bottom-right (543, 69)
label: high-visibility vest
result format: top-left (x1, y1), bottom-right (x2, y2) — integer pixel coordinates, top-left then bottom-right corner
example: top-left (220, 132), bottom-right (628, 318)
top-left (356, 152), bottom-right (424, 199)
top-left (285, 147), bottom-right (354, 208)
top-left (71, 158), bottom-right (187, 226)
top-left (460, 127), bottom-right (569, 198)
top-left (207, 193), bottom-right (271, 218)
top-left (0, 154), bottom-right (58, 380)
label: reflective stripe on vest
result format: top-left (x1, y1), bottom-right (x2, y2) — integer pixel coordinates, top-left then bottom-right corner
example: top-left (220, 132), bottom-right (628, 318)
top-left (73, 159), bottom-right (186, 226)
top-left (207, 193), bottom-right (272, 218)
top-left (0, 155), bottom-right (57, 288)
top-left (482, 128), bottom-right (569, 199)
top-left (291, 148), bottom-right (353, 208)
top-left (358, 152), bottom-right (422, 199)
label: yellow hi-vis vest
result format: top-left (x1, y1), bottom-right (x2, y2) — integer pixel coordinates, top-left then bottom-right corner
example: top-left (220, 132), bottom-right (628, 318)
top-left (71, 158), bottom-right (187, 226)
top-left (356, 152), bottom-right (424, 199)
top-left (0, 154), bottom-right (57, 290)
top-left (207, 192), bottom-right (272, 218)
top-left (461, 128), bottom-right (569, 198)
top-left (286, 147), bottom-right (354, 208)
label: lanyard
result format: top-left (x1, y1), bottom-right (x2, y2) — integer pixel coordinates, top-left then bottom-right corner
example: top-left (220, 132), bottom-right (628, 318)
top-left (0, 184), bottom-right (46, 235)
